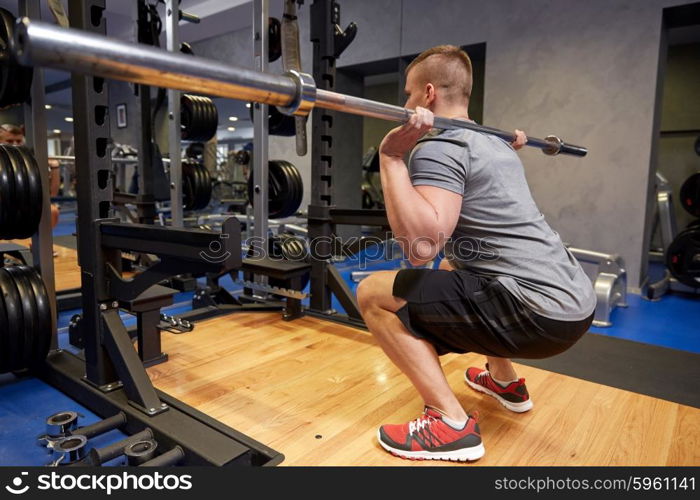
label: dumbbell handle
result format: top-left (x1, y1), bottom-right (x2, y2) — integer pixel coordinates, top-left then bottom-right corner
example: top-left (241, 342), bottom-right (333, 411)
top-left (72, 412), bottom-right (127, 439)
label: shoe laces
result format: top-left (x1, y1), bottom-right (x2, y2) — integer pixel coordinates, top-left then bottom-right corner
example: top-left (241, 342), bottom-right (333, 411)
top-left (408, 413), bottom-right (436, 435)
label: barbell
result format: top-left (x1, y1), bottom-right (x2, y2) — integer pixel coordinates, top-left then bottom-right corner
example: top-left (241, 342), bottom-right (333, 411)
top-left (13, 19), bottom-right (587, 157)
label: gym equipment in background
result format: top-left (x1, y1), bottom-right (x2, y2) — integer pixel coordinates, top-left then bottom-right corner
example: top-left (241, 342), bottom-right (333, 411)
top-left (247, 160), bottom-right (304, 219)
top-left (0, 146), bottom-right (44, 239)
top-left (249, 102), bottom-right (296, 136)
top-left (0, 265), bottom-right (52, 373)
top-left (14, 19), bottom-right (589, 158)
top-left (566, 247), bottom-right (627, 327)
top-left (665, 221), bottom-right (700, 288)
top-left (645, 172), bottom-right (700, 299)
top-left (180, 94), bottom-right (219, 142)
top-left (0, 8), bottom-right (33, 107)
top-left (182, 160), bottom-right (212, 211)
top-left (680, 172), bottom-right (700, 217)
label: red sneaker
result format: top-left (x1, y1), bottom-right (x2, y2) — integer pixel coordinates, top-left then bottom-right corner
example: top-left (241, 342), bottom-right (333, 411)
top-left (465, 365), bottom-right (533, 412)
top-left (377, 406), bottom-right (484, 462)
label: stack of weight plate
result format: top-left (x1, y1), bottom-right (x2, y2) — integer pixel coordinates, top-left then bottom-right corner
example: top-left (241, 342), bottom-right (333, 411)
top-left (0, 265), bottom-right (52, 373)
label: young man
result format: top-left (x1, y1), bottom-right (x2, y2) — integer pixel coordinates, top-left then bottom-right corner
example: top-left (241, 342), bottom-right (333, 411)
top-left (355, 45), bottom-right (596, 462)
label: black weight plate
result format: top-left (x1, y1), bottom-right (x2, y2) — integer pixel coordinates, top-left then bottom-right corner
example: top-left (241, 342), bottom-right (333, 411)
top-left (180, 94), bottom-right (195, 140)
top-left (268, 17), bottom-right (281, 63)
top-left (0, 270), bottom-right (9, 373)
top-left (195, 96), bottom-right (214, 141)
top-left (282, 162), bottom-right (300, 218)
top-left (182, 162), bottom-right (196, 210)
top-left (5, 266), bottom-right (36, 370)
top-left (191, 162), bottom-right (204, 210)
top-left (6, 146), bottom-right (37, 238)
top-left (189, 96), bottom-right (204, 140)
top-left (187, 95), bottom-right (202, 140)
top-left (0, 146), bottom-right (15, 236)
top-left (680, 173), bottom-right (700, 217)
top-left (277, 161), bottom-right (300, 219)
top-left (0, 268), bottom-right (24, 372)
top-left (14, 147), bottom-right (43, 237)
top-left (204, 98), bottom-right (218, 141)
top-left (285, 160), bottom-right (304, 215)
top-left (272, 161), bottom-right (291, 218)
top-left (0, 9), bottom-right (13, 108)
top-left (25, 267), bottom-right (51, 368)
top-left (198, 164), bottom-right (212, 209)
top-left (0, 8), bottom-right (19, 108)
top-left (0, 145), bottom-right (31, 238)
top-left (666, 226), bottom-right (700, 288)
top-left (268, 161), bottom-right (288, 218)
top-left (0, 9), bottom-right (31, 107)
top-left (195, 163), bottom-right (208, 210)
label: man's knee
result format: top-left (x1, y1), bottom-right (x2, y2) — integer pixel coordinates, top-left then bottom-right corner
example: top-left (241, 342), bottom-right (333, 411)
top-left (356, 275), bottom-right (377, 313)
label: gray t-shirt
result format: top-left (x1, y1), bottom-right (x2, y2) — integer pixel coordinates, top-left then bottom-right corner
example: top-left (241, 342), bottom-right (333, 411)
top-left (408, 127), bottom-right (596, 321)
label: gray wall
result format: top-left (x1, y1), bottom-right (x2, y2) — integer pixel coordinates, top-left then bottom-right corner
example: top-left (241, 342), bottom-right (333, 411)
top-left (192, 0), bottom-right (689, 290)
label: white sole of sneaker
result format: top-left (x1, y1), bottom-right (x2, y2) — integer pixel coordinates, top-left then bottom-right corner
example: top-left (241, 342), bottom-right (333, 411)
top-left (377, 430), bottom-right (485, 462)
top-left (464, 375), bottom-right (534, 413)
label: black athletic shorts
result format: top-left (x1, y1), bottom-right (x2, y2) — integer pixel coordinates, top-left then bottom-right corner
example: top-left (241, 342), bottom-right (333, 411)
top-left (392, 268), bottom-right (593, 358)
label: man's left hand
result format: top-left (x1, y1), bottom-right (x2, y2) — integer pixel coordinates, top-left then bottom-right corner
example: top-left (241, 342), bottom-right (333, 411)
top-left (511, 129), bottom-right (527, 150)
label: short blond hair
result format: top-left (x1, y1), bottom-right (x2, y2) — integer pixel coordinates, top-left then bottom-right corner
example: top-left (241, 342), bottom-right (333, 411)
top-left (405, 45), bottom-right (473, 104)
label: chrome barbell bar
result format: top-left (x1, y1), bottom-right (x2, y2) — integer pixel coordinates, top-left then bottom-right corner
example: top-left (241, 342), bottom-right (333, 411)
top-left (14, 19), bottom-right (587, 157)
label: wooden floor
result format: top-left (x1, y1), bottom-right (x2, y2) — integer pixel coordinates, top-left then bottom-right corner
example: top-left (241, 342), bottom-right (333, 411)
top-left (147, 312), bottom-right (700, 466)
top-left (11, 239), bottom-right (81, 291)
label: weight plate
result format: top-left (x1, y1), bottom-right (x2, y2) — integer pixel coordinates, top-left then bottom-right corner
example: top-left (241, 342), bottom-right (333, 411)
top-left (180, 94), bottom-right (195, 140)
top-left (666, 226), bottom-right (700, 288)
top-left (191, 162), bottom-right (204, 210)
top-left (0, 146), bottom-right (15, 236)
top-left (680, 173), bottom-right (700, 217)
top-left (0, 270), bottom-right (9, 373)
top-left (277, 161), bottom-right (300, 218)
top-left (268, 17), bottom-right (281, 63)
top-left (198, 164), bottom-right (212, 209)
top-left (14, 147), bottom-right (43, 237)
top-left (182, 162), bottom-right (196, 210)
top-left (5, 266), bottom-right (37, 370)
top-left (0, 9), bottom-right (32, 107)
top-left (25, 267), bottom-right (51, 368)
top-left (268, 160), bottom-right (288, 218)
top-left (272, 161), bottom-right (290, 218)
top-left (0, 267), bottom-right (24, 372)
top-left (190, 95), bottom-right (203, 140)
top-left (0, 9), bottom-right (13, 108)
top-left (0, 145), bottom-right (32, 238)
top-left (285, 160), bottom-right (304, 215)
top-left (283, 162), bottom-right (300, 218)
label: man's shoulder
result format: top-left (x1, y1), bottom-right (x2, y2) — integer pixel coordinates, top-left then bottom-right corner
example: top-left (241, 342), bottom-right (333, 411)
top-left (414, 129), bottom-right (473, 158)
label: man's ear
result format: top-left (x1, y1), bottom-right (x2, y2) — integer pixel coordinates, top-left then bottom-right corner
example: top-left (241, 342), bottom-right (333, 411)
top-left (425, 83), bottom-right (436, 106)
top-left (19, 124), bottom-right (25, 134)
